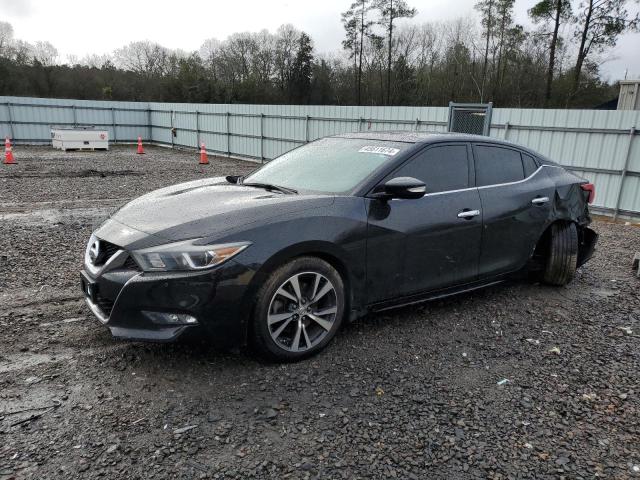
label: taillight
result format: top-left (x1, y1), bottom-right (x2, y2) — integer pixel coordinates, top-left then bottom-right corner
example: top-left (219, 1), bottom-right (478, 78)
top-left (581, 183), bottom-right (595, 204)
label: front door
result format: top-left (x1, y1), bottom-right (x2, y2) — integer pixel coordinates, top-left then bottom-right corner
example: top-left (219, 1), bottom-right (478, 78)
top-left (365, 143), bottom-right (483, 303)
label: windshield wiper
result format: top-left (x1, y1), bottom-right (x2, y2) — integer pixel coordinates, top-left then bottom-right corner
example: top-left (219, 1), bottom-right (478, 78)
top-left (241, 182), bottom-right (298, 195)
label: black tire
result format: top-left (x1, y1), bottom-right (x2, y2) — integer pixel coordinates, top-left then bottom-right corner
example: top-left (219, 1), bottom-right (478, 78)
top-left (251, 256), bottom-right (345, 362)
top-left (543, 222), bottom-right (578, 286)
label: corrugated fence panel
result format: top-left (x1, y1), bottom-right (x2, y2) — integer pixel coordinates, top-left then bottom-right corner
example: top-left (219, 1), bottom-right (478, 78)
top-left (491, 108), bottom-right (640, 213)
top-left (1, 96), bottom-right (638, 217)
top-left (620, 176), bottom-right (640, 212)
top-left (0, 96), bottom-right (150, 143)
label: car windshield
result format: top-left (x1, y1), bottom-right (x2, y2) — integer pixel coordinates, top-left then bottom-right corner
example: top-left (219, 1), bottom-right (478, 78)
top-left (243, 137), bottom-right (411, 194)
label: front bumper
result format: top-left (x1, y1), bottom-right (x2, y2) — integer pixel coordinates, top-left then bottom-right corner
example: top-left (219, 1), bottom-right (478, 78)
top-left (80, 259), bottom-right (256, 347)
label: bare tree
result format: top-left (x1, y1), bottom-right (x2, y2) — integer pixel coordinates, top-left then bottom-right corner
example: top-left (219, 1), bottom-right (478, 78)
top-left (412, 22), bottom-right (443, 105)
top-left (10, 39), bottom-right (33, 64)
top-left (225, 32), bottom-right (259, 82)
top-left (33, 41), bottom-right (58, 66)
top-left (444, 17), bottom-right (483, 102)
top-left (199, 38), bottom-right (221, 68)
top-left (114, 41), bottom-right (170, 76)
top-left (0, 21), bottom-right (14, 56)
top-left (274, 24), bottom-right (302, 96)
top-left (80, 53), bottom-right (112, 69)
top-left (0, 16), bottom-right (624, 108)
top-left (253, 30), bottom-right (276, 84)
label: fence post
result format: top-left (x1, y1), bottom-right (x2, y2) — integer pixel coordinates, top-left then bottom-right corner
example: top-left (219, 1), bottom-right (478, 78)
top-left (147, 108), bottom-right (152, 143)
top-left (359, 117), bottom-right (363, 132)
top-left (72, 105), bottom-right (77, 127)
top-left (503, 121), bottom-right (510, 140)
top-left (613, 126), bottom-right (636, 221)
top-left (111, 108), bottom-right (117, 143)
top-left (6, 102), bottom-right (15, 141)
top-left (195, 110), bottom-right (200, 149)
top-left (260, 113), bottom-right (265, 164)
top-left (170, 110), bottom-right (174, 148)
top-left (226, 111), bottom-right (231, 157)
top-left (305, 115), bottom-right (310, 143)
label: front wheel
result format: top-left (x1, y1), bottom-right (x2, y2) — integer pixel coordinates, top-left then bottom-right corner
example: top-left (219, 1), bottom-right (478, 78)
top-left (543, 222), bottom-right (578, 286)
top-left (251, 257), bottom-right (345, 361)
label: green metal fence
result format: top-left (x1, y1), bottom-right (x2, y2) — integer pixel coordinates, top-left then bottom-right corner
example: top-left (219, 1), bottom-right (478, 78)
top-left (1, 96), bottom-right (638, 219)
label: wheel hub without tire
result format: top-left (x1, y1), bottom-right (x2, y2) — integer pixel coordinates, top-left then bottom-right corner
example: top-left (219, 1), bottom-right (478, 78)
top-left (267, 272), bottom-right (338, 352)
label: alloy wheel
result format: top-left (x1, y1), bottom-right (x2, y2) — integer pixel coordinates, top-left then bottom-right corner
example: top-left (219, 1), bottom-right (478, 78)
top-left (267, 271), bottom-right (338, 352)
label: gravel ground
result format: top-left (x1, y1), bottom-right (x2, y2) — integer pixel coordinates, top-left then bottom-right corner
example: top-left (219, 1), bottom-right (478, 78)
top-left (1, 145), bottom-right (640, 479)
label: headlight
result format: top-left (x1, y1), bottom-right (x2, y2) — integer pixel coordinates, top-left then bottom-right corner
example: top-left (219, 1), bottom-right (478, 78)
top-left (131, 240), bottom-right (250, 272)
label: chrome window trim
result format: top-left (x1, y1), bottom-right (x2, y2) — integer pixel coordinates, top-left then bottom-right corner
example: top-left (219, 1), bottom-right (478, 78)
top-left (413, 164), bottom-right (563, 198)
top-left (422, 186), bottom-right (476, 197)
top-left (477, 164), bottom-right (564, 190)
top-left (476, 166), bottom-right (543, 191)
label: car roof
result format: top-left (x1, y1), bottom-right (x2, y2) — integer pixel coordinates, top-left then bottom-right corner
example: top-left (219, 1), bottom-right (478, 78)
top-left (331, 130), bottom-right (483, 143)
top-left (331, 130), bottom-right (545, 158)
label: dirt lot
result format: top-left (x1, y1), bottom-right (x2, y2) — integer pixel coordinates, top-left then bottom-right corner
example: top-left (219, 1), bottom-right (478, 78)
top-left (1, 145), bottom-right (639, 479)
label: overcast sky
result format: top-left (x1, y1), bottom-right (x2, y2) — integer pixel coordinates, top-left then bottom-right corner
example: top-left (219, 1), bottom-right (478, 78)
top-left (1, 0), bottom-right (639, 81)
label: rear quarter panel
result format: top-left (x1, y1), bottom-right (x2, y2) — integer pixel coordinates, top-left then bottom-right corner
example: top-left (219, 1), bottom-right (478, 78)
top-left (543, 166), bottom-right (592, 226)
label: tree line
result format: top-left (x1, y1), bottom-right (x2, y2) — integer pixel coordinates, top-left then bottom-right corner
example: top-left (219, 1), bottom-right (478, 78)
top-left (0, 0), bottom-right (637, 108)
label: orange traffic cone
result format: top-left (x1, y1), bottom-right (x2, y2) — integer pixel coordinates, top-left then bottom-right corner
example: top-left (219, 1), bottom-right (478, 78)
top-left (136, 136), bottom-right (145, 154)
top-left (199, 142), bottom-right (208, 165)
top-left (4, 137), bottom-right (15, 165)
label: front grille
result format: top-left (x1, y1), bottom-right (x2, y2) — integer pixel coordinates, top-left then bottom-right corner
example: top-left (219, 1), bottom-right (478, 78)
top-left (94, 240), bottom-right (120, 267)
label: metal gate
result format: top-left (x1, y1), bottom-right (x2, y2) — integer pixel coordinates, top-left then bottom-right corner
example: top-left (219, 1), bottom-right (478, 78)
top-left (448, 102), bottom-right (493, 136)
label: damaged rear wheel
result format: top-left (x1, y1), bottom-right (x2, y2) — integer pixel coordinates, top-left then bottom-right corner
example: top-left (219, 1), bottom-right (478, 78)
top-left (543, 222), bottom-right (578, 286)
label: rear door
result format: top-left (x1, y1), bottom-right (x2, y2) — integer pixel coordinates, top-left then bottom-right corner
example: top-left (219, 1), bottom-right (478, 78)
top-left (365, 143), bottom-right (483, 302)
top-left (473, 143), bottom-right (555, 278)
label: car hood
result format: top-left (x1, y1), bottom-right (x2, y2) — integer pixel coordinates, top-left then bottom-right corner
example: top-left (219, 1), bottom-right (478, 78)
top-left (102, 177), bottom-right (334, 245)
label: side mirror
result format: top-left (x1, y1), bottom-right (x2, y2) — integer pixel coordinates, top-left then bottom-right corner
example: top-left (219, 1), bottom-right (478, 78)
top-left (373, 177), bottom-right (426, 200)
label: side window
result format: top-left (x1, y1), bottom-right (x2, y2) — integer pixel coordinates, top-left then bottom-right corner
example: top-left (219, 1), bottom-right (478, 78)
top-left (475, 145), bottom-right (525, 186)
top-left (391, 145), bottom-right (469, 193)
top-left (521, 153), bottom-right (538, 177)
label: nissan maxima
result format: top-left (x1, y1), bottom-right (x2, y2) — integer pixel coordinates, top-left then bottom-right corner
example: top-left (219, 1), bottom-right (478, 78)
top-left (81, 132), bottom-right (597, 361)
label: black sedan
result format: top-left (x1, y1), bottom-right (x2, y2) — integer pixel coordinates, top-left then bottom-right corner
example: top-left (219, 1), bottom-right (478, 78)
top-left (81, 132), bottom-right (597, 361)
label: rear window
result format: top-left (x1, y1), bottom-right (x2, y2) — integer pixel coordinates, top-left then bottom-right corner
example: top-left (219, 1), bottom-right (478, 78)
top-left (522, 153), bottom-right (538, 177)
top-left (475, 145), bottom-right (525, 186)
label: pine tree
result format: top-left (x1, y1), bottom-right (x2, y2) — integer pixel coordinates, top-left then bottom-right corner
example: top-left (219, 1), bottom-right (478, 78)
top-left (572, 0), bottom-right (639, 97)
top-left (374, 0), bottom-right (416, 105)
top-left (475, 0), bottom-right (496, 102)
top-left (291, 32), bottom-right (314, 103)
top-left (341, 0), bottom-right (378, 105)
top-left (529, 0), bottom-right (572, 103)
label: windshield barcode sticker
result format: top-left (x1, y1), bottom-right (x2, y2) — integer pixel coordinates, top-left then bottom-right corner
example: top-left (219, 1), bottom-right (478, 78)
top-left (358, 146), bottom-right (400, 156)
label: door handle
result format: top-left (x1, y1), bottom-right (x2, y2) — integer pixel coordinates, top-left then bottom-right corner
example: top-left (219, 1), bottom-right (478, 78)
top-left (457, 209), bottom-right (480, 219)
top-left (531, 196), bottom-right (549, 205)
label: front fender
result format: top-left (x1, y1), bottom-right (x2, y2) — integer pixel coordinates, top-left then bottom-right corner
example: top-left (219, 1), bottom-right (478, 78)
top-left (215, 197), bottom-right (369, 344)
